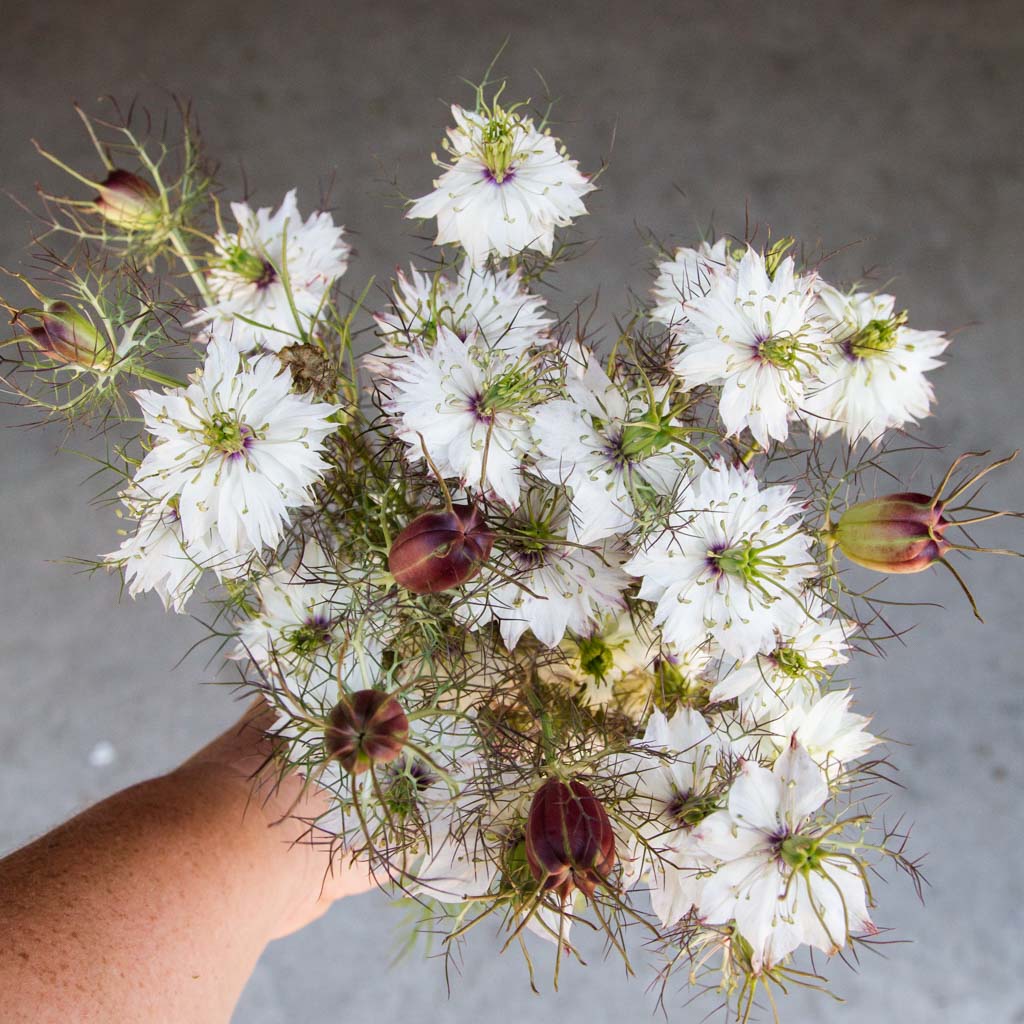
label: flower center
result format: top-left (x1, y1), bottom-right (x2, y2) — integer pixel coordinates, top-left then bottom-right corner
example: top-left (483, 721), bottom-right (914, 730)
top-left (475, 365), bottom-right (538, 418)
top-left (225, 244), bottom-right (277, 288)
top-left (757, 333), bottom-right (801, 371)
top-left (666, 789), bottom-right (718, 827)
top-left (202, 411), bottom-right (254, 455)
top-left (773, 646), bottom-right (811, 678)
top-left (711, 540), bottom-right (761, 580)
top-left (778, 833), bottom-right (825, 873)
top-left (283, 617), bottom-right (332, 657)
top-left (479, 107), bottom-right (520, 183)
top-left (847, 312), bottom-right (906, 360)
top-left (577, 635), bottom-right (615, 680)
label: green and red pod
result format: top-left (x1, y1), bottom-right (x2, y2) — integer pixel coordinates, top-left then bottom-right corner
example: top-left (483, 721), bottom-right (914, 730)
top-left (94, 169), bottom-right (163, 231)
top-left (525, 778), bottom-right (616, 900)
top-left (324, 690), bottom-right (409, 775)
top-left (24, 301), bottom-right (112, 369)
top-left (834, 492), bottom-right (951, 573)
top-left (388, 504), bottom-right (494, 594)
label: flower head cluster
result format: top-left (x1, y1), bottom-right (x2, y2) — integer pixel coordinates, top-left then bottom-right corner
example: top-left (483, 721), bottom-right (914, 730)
top-left (657, 244), bottom-right (949, 447)
top-left (16, 84), bottom-right (975, 1018)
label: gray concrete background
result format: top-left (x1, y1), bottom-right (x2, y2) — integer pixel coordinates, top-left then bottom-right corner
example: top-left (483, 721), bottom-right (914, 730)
top-left (2, 1), bottom-right (1023, 1020)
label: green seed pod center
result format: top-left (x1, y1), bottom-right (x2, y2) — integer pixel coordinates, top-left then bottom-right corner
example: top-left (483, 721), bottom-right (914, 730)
top-left (779, 833), bottom-right (826, 873)
top-left (849, 312), bottom-right (907, 359)
top-left (480, 106), bottom-right (519, 183)
top-left (577, 635), bottom-right (615, 680)
top-left (203, 411), bottom-right (252, 454)
top-left (225, 244), bottom-right (276, 287)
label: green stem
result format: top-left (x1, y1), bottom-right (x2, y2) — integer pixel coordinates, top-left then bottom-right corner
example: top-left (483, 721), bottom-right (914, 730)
top-left (130, 365), bottom-right (187, 390)
top-left (739, 440), bottom-right (762, 466)
top-left (168, 227), bottom-right (212, 303)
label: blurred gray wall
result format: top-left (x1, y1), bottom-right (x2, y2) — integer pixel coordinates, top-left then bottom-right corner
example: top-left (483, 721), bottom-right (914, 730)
top-left (2, 1), bottom-right (1023, 1021)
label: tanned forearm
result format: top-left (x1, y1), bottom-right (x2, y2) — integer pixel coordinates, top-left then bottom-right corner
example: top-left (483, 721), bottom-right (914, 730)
top-left (0, 707), bottom-right (372, 1024)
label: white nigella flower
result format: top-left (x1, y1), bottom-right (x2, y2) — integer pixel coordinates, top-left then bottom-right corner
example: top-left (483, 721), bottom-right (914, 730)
top-left (693, 741), bottom-right (874, 971)
top-left (766, 690), bottom-right (879, 771)
top-left (231, 541), bottom-right (381, 696)
top-left (532, 349), bottom-right (693, 543)
top-left (624, 461), bottom-right (817, 662)
top-left (379, 325), bottom-right (546, 506)
top-left (407, 103), bottom-right (595, 267)
top-left (105, 499), bottom-right (243, 613)
top-left (802, 283), bottom-right (950, 444)
top-left (130, 338), bottom-right (339, 555)
top-left (711, 603), bottom-right (854, 721)
top-left (458, 493), bottom-right (630, 649)
top-left (192, 190), bottom-right (350, 352)
top-left (650, 239), bottom-right (732, 328)
top-left (618, 708), bottom-right (729, 928)
top-left (672, 248), bottom-right (829, 446)
top-left (374, 261), bottom-right (553, 355)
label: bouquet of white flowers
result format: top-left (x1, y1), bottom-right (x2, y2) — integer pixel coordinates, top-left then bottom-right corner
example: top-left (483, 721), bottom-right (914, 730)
top-left (4, 74), bottom-right (1019, 1016)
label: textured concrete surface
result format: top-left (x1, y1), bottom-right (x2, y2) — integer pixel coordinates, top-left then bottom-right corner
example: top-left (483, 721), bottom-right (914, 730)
top-left (1, 1), bottom-right (1023, 1020)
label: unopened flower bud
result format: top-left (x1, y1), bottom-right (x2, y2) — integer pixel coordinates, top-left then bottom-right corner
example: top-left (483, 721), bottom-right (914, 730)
top-left (324, 690), bottom-right (409, 775)
top-left (388, 504), bottom-right (494, 594)
top-left (23, 302), bottom-right (112, 369)
top-left (94, 169), bottom-right (163, 231)
top-left (834, 492), bottom-right (950, 573)
top-left (525, 778), bottom-right (616, 900)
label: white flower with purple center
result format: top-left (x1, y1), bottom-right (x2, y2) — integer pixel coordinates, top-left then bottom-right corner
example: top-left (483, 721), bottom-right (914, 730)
top-left (802, 282), bottom-right (950, 444)
top-left (617, 708), bottom-right (731, 928)
top-left (407, 103), bottom-right (595, 267)
top-left (130, 338), bottom-right (339, 554)
top-left (192, 190), bottom-right (350, 352)
top-left (532, 349), bottom-right (693, 543)
top-left (711, 602), bottom-right (854, 721)
top-left (624, 461), bottom-right (817, 662)
top-left (232, 541), bottom-right (378, 694)
top-left (378, 325), bottom-right (545, 507)
top-left (672, 247), bottom-right (829, 445)
top-left (374, 261), bottom-right (553, 355)
top-left (692, 741), bottom-right (875, 972)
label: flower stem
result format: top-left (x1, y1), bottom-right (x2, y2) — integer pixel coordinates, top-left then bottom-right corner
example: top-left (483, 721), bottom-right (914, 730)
top-left (168, 227), bottom-right (212, 303)
top-left (130, 365), bottom-right (186, 389)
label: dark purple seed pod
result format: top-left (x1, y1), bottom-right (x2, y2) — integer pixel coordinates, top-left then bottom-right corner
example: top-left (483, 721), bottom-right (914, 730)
top-left (525, 778), bottom-right (616, 901)
top-left (834, 492), bottom-right (951, 574)
top-left (388, 504), bottom-right (494, 594)
top-left (324, 690), bottom-right (410, 775)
